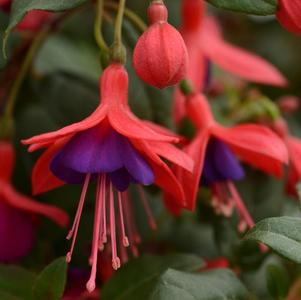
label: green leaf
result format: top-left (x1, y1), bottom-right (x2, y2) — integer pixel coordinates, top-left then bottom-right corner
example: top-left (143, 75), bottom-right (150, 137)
top-left (32, 257), bottom-right (67, 300)
top-left (149, 269), bottom-right (250, 300)
top-left (206, 0), bottom-right (277, 15)
top-left (0, 265), bottom-right (36, 300)
top-left (266, 265), bottom-right (289, 299)
top-left (102, 254), bottom-right (205, 300)
top-left (244, 217), bottom-right (301, 263)
top-left (4, 0), bottom-right (88, 48)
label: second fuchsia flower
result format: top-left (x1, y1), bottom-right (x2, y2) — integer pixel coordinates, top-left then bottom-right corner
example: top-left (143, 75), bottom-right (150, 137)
top-left (133, 1), bottom-right (188, 89)
top-left (165, 93), bottom-right (288, 231)
top-left (22, 63), bottom-right (193, 292)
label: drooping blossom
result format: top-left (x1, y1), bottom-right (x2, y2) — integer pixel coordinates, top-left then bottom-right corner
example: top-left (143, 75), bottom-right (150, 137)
top-left (276, 0), bottom-right (301, 34)
top-left (165, 93), bottom-right (288, 231)
top-left (174, 0), bottom-right (287, 123)
top-left (271, 118), bottom-right (301, 198)
top-left (0, 0), bottom-right (51, 32)
top-left (0, 140), bottom-right (68, 262)
top-left (22, 64), bottom-right (193, 292)
top-left (133, 1), bottom-right (188, 89)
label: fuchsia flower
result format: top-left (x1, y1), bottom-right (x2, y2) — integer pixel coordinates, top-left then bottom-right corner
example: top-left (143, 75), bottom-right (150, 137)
top-left (165, 93), bottom-right (288, 230)
top-left (22, 64), bottom-right (193, 292)
top-left (0, 0), bottom-right (51, 32)
top-left (174, 0), bottom-right (287, 123)
top-left (0, 141), bottom-right (68, 262)
top-left (276, 0), bottom-right (301, 34)
top-left (133, 1), bottom-right (188, 89)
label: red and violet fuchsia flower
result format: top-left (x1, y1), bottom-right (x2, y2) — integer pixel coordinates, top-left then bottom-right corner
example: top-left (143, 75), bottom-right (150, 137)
top-left (174, 0), bottom-right (287, 124)
top-left (276, 0), bottom-right (301, 34)
top-left (0, 141), bottom-right (68, 262)
top-left (23, 63), bottom-right (193, 292)
top-left (133, 1), bottom-right (188, 89)
top-left (165, 93), bottom-right (288, 231)
top-left (0, 0), bottom-right (51, 32)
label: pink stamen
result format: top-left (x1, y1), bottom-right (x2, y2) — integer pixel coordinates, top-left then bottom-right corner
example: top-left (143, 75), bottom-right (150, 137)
top-left (66, 173), bottom-right (91, 263)
top-left (138, 186), bottom-right (157, 230)
top-left (118, 192), bottom-right (129, 247)
top-left (86, 175), bottom-right (104, 293)
top-left (109, 182), bottom-right (120, 270)
top-left (101, 176), bottom-right (107, 244)
top-left (98, 175), bottom-right (107, 251)
top-left (227, 181), bottom-right (255, 231)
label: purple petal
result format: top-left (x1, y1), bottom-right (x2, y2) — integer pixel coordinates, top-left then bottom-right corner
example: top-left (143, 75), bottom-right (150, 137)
top-left (0, 201), bottom-right (35, 262)
top-left (50, 125), bottom-right (155, 189)
top-left (109, 168), bottom-right (131, 192)
top-left (121, 139), bottom-right (155, 186)
top-left (202, 138), bottom-right (245, 184)
top-left (50, 152), bottom-right (87, 184)
top-left (54, 125), bottom-right (123, 174)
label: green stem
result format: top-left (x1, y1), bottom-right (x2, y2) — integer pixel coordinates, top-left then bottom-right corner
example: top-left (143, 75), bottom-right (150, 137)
top-left (105, 1), bottom-right (147, 32)
top-left (114, 0), bottom-right (126, 44)
top-left (94, 0), bottom-right (109, 51)
top-left (3, 28), bottom-right (49, 118)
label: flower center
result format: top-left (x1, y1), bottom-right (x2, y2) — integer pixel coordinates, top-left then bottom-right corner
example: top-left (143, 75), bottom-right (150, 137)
top-left (50, 124), bottom-right (155, 191)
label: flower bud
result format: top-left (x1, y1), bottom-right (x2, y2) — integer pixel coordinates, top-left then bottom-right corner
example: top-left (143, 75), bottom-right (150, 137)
top-left (133, 1), bottom-right (188, 89)
top-left (277, 95), bottom-right (300, 113)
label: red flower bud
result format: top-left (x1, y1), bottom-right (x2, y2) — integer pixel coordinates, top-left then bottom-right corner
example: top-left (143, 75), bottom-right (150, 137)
top-left (278, 95), bottom-right (300, 113)
top-left (133, 2), bottom-right (188, 89)
top-left (276, 0), bottom-right (301, 34)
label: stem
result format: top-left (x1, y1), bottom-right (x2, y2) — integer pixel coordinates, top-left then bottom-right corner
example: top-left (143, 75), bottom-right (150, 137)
top-left (114, 0), bottom-right (126, 44)
top-left (105, 1), bottom-right (147, 32)
top-left (94, 0), bottom-right (109, 51)
top-left (3, 28), bottom-right (49, 118)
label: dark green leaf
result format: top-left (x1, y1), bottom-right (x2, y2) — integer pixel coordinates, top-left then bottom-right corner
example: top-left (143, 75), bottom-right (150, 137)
top-left (149, 269), bottom-right (250, 300)
top-left (244, 217), bottom-right (301, 263)
top-left (206, 0), bottom-right (277, 15)
top-left (32, 257), bottom-right (67, 300)
top-left (266, 265), bottom-right (289, 299)
top-left (0, 265), bottom-right (36, 300)
top-left (102, 254), bottom-right (204, 300)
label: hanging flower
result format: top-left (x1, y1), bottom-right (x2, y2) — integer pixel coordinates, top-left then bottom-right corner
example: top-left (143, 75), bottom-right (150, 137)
top-left (165, 94), bottom-right (288, 230)
top-left (276, 0), bottom-right (301, 34)
top-left (0, 1), bottom-right (51, 32)
top-left (174, 0), bottom-right (287, 123)
top-left (133, 1), bottom-right (188, 89)
top-left (0, 140), bottom-right (68, 262)
top-left (22, 64), bottom-right (193, 292)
